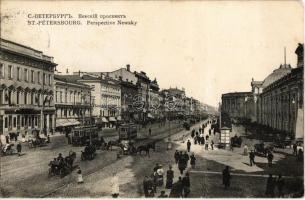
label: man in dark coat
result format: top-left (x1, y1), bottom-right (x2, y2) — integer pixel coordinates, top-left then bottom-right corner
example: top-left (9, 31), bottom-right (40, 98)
top-left (174, 150), bottom-right (180, 164)
top-left (17, 142), bottom-right (22, 156)
top-left (169, 177), bottom-right (183, 197)
top-left (190, 154), bottom-right (196, 169)
top-left (249, 150), bottom-right (255, 166)
top-left (166, 165), bottom-right (174, 189)
top-left (277, 173), bottom-right (284, 197)
top-left (182, 173), bottom-right (191, 197)
top-left (267, 151), bottom-right (274, 167)
top-left (222, 166), bottom-right (231, 189)
top-left (209, 129), bottom-right (211, 136)
top-left (183, 152), bottom-right (189, 167)
top-left (211, 140), bottom-right (214, 150)
top-left (178, 155), bottom-right (186, 175)
top-left (143, 176), bottom-right (150, 197)
top-left (265, 174), bottom-right (275, 197)
top-left (293, 143), bottom-right (297, 156)
top-left (187, 140), bottom-right (191, 152)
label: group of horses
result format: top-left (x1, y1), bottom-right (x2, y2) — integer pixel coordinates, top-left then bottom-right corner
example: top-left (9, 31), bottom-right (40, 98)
top-left (106, 140), bottom-right (156, 156)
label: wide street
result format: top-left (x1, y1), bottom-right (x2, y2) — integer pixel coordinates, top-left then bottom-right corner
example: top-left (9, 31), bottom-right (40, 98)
top-left (0, 120), bottom-right (184, 197)
top-left (0, 119), bottom-right (303, 198)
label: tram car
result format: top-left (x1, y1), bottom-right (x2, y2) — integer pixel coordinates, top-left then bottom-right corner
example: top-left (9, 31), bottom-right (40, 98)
top-left (71, 125), bottom-right (99, 146)
top-left (118, 123), bottom-right (138, 140)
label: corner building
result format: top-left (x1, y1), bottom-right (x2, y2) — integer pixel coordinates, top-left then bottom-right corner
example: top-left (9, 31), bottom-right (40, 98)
top-left (0, 39), bottom-right (57, 140)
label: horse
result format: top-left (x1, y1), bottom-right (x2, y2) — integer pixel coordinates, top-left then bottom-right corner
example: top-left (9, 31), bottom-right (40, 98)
top-left (65, 151), bottom-right (76, 170)
top-left (137, 145), bottom-right (150, 156)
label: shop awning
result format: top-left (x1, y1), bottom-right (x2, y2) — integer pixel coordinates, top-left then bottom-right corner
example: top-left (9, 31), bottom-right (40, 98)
top-left (68, 119), bottom-right (80, 126)
top-left (147, 113), bottom-right (154, 118)
top-left (56, 119), bottom-right (80, 127)
top-left (96, 117), bottom-right (108, 124)
top-left (109, 117), bottom-right (116, 122)
top-left (116, 116), bottom-right (122, 121)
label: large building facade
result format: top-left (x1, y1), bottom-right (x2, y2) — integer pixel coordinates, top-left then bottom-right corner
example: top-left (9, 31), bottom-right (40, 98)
top-left (54, 75), bottom-right (93, 131)
top-left (0, 39), bottom-right (57, 140)
top-left (221, 43), bottom-right (304, 140)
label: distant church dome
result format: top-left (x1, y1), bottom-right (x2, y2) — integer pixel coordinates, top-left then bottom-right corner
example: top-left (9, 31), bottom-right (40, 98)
top-left (262, 64), bottom-right (292, 88)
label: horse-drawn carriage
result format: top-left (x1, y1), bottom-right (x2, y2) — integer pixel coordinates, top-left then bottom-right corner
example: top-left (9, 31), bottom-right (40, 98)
top-left (28, 129), bottom-right (48, 148)
top-left (116, 123), bottom-right (156, 156)
top-left (81, 144), bottom-right (96, 160)
top-left (48, 151), bottom-right (76, 178)
top-left (1, 143), bottom-right (15, 156)
top-left (254, 142), bottom-right (274, 157)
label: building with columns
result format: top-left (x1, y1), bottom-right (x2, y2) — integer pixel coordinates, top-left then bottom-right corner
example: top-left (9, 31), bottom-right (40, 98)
top-left (221, 43), bottom-right (303, 140)
top-left (0, 38), bottom-right (57, 140)
top-left (54, 75), bottom-right (93, 132)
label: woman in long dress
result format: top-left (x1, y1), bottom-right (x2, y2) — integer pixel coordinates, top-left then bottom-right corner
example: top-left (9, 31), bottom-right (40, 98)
top-left (112, 172), bottom-right (119, 198)
top-left (77, 168), bottom-right (84, 184)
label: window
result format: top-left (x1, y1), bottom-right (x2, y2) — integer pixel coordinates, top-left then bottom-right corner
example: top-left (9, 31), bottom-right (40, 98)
top-left (17, 67), bottom-right (20, 81)
top-left (16, 91), bottom-right (20, 104)
top-left (31, 70), bottom-right (35, 83)
top-left (43, 73), bottom-right (46, 85)
top-left (48, 74), bottom-right (51, 85)
top-left (4, 117), bottom-right (8, 128)
top-left (24, 69), bottom-right (28, 82)
top-left (0, 63), bottom-right (4, 78)
top-left (37, 71), bottom-right (40, 84)
top-left (24, 92), bottom-right (27, 104)
top-left (8, 65), bottom-right (13, 79)
top-left (13, 117), bottom-right (16, 128)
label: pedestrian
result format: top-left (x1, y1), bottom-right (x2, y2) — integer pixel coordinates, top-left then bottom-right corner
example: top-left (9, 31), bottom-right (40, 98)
top-left (243, 144), bottom-right (248, 156)
top-left (190, 154), bottom-right (196, 169)
top-left (277, 173), bottom-right (284, 197)
top-left (205, 141), bottom-right (209, 150)
top-left (222, 166), bottom-right (231, 190)
top-left (191, 131), bottom-right (195, 139)
top-left (158, 191), bottom-right (168, 198)
top-left (205, 135), bottom-right (209, 141)
top-left (293, 143), bottom-right (297, 156)
top-left (149, 128), bottom-right (152, 136)
top-left (166, 165), bottom-right (174, 189)
top-left (202, 137), bottom-right (205, 145)
top-left (111, 172), bottom-right (120, 198)
top-left (297, 149), bottom-right (303, 162)
top-left (157, 164), bottom-right (164, 186)
top-left (174, 150), bottom-right (180, 164)
top-left (16, 142), bottom-right (22, 156)
top-left (249, 150), bottom-right (255, 166)
top-left (77, 167), bottom-right (84, 184)
top-left (47, 135), bottom-right (50, 143)
top-left (211, 140), bottom-right (214, 150)
top-left (183, 152), bottom-right (189, 167)
top-left (194, 136), bottom-right (198, 145)
top-left (143, 176), bottom-right (150, 197)
top-left (154, 163), bottom-right (160, 173)
top-left (178, 154), bottom-right (186, 175)
top-left (267, 151), bottom-right (274, 167)
top-left (182, 173), bottom-right (191, 197)
top-left (187, 140), bottom-right (191, 152)
top-left (265, 174), bottom-right (275, 197)
top-left (169, 177), bottom-right (183, 197)
top-left (209, 129), bottom-right (211, 136)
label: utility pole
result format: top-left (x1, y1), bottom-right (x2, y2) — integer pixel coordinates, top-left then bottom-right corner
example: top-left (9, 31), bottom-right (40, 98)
top-left (40, 71), bottom-right (45, 136)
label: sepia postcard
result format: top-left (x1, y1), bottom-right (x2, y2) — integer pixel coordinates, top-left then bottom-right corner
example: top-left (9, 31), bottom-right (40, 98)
top-left (0, 0), bottom-right (304, 198)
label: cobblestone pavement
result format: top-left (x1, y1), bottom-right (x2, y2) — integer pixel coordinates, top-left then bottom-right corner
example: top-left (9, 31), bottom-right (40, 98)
top-left (0, 121), bottom-right (183, 197)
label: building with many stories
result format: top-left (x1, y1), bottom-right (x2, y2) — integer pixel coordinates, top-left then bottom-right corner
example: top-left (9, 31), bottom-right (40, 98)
top-left (54, 74), bottom-right (93, 132)
top-left (0, 38), bottom-right (57, 141)
top-left (221, 43), bottom-right (304, 140)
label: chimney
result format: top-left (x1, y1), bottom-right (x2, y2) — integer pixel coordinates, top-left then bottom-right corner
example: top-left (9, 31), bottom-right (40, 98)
top-left (126, 64), bottom-right (130, 72)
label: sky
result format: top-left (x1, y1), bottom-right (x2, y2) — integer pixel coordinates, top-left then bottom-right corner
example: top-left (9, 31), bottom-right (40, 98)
top-left (1, 0), bottom-right (303, 108)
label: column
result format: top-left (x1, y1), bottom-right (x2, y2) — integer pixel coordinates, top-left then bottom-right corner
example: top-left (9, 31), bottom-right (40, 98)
top-left (46, 114), bottom-right (50, 133)
top-left (52, 114), bottom-right (55, 134)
